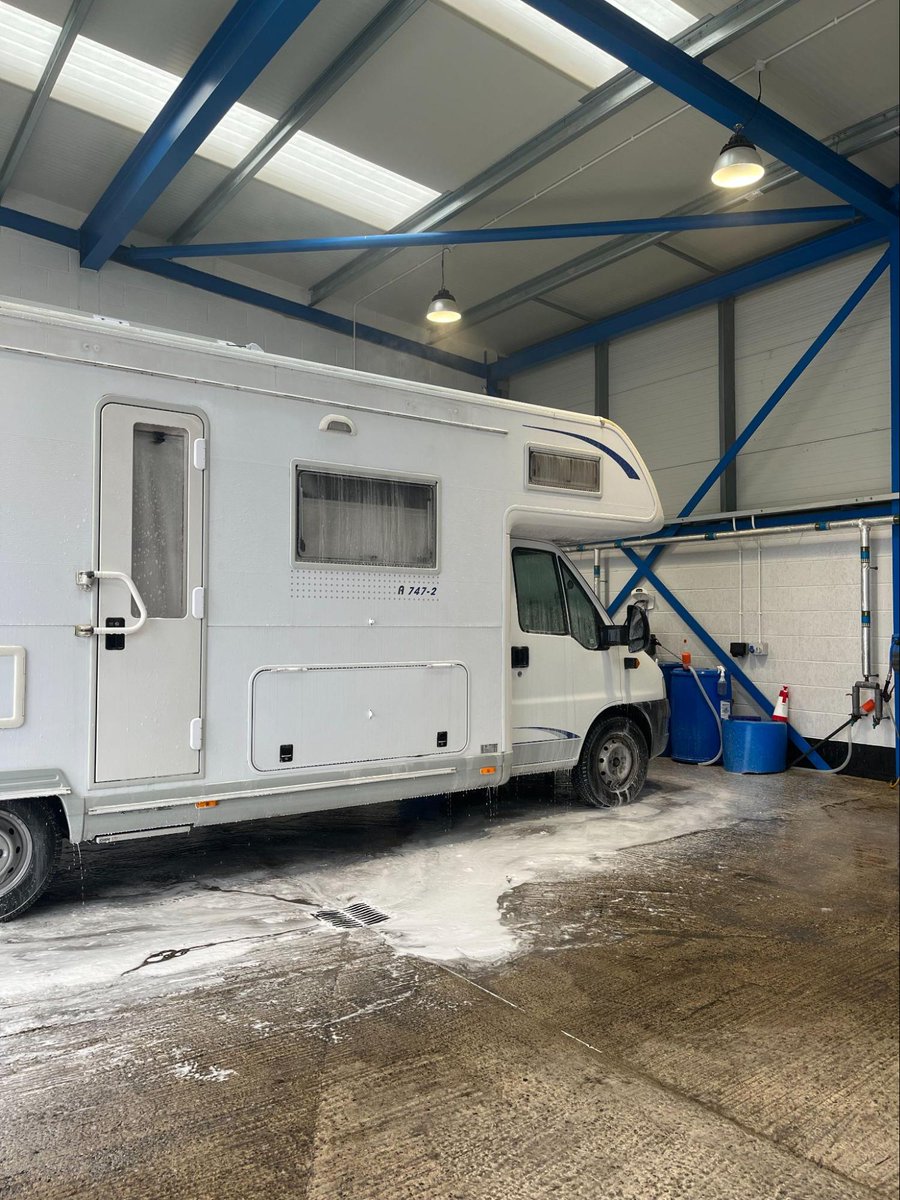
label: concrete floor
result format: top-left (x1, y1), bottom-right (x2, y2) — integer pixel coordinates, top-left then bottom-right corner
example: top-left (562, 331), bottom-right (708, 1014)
top-left (1, 761), bottom-right (897, 1200)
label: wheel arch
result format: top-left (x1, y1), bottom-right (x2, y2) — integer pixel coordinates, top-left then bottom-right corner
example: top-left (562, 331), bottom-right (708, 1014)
top-left (582, 704), bottom-right (652, 759)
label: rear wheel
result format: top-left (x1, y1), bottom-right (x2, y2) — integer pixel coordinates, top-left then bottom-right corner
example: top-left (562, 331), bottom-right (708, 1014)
top-left (573, 716), bottom-right (648, 808)
top-left (0, 800), bottom-right (60, 922)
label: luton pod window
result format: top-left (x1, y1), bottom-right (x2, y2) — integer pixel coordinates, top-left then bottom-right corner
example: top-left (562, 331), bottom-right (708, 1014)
top-left (295, 467), bottom-right (437, 569)
top-left (528, 447), bottom-right (602, 494)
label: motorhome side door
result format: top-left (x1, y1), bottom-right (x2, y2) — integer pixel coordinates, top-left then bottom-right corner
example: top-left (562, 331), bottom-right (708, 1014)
top-left (93, 402), bottom-right (205, 784)
top-left (509, 545), bottom-right (576, 770)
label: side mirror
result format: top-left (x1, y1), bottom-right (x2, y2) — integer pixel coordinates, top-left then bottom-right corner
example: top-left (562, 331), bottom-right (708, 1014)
top-left (625, 603), bottom-right (651, 654)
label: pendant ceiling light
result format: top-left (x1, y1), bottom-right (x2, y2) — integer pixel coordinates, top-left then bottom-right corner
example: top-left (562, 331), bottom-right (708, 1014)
top-left (711, 125), bottom-right (765, 189)
top-left (426, 247), bottom-right (461, 324)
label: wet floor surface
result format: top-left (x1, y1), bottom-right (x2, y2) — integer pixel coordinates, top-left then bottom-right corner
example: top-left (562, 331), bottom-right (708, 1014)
top-left (1, 762), bottom-right (897, 1199)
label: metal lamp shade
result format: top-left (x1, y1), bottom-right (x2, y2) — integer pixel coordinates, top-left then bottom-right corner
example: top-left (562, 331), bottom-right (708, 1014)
top-left (711, 131), bottom-right (765, 188)
top-left (426, 287), bottom-right (462, 324)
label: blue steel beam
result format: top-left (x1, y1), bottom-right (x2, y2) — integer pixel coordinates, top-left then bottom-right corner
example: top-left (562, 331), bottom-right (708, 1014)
top-left (490, 220), bottom-right (886, 381)
top-left (115, 254), bottom-right (487, 379)
top-left (79, 0), bottom-right (323, 271)
top-left (606, 247), bottom-right (890, 614)
top-left (891, 231), bottom-right (900, 782)
top-left (0, 0), bottom-right (94, 200)
top-left (523, 0), bottom-right (896, 226)
top-left (0, 205), bottom-right (486, 379)
top-left (309, 0), bottom-right (802, 306)
top-left (125, 206), bottom-right (857, 262)
top-left (454, 108), bottom-right (899, 334)
top-left (620, 547), bottom-right (830, 770)
top-left (168, 0), bottom-right (427, 244)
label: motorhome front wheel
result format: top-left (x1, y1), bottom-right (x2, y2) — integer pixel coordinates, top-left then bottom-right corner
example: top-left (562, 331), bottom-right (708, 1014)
top-left (573, 716), bottom-right (649, 808)
top-left (0, 801), bottom-right (61, 922)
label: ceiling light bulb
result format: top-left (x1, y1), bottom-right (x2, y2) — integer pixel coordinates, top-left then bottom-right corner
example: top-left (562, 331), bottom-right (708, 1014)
top-left (426, 287), bottom-right (462, 324)
top-left (711, 129), bottom-right (765, 189)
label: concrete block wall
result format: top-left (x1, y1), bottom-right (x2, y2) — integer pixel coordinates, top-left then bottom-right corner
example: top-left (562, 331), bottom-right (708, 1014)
top-left (588, 524), bottom-right (895, 756)
top-left (0, 192), bottom-right (486, 394)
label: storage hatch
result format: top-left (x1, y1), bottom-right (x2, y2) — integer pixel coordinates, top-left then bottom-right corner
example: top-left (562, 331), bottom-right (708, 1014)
top-left (250, 662), bottom-right (468, 771)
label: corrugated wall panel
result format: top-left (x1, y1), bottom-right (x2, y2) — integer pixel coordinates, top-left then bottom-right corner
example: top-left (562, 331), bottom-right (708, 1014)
top-left (608, 306), bottom-right (719, 519)
top-left (508, 348), bottom-right (595, 413)
top-left (735, 249), bottom-right (890, 508)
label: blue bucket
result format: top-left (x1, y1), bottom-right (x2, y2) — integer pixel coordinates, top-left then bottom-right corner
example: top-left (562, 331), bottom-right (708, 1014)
top-left (722, 717), bottom-right (787, 774)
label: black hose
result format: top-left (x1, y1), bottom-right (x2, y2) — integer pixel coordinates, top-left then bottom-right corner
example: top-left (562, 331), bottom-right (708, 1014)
top-left (792, 715), bottom-right (855, 768)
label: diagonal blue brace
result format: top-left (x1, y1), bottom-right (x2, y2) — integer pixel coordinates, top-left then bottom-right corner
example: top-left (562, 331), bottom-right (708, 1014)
top-left (621, 548), bottom-right (830, 770)
top-left (523, 0), bottom-right (896, 226)
top-left (79, 0), bottom-right (322, 270)
top-left (125, 206), bottom-right (856, 262)
top-left (609, 249), bottom-right (891, 615)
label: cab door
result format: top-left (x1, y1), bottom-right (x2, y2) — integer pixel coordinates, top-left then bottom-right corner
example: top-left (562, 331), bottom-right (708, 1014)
top-left (556, 554), bottom-right (623, 742)
top-left (509, 544), bottom-right (576, 771)
top-left (93, 402), bottom-right (205, 784)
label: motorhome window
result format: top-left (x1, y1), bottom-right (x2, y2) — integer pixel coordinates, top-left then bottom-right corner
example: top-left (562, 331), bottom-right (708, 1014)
top-left (559, 561), bottom-right (602, 650)
top-left (296, 470), bottom-right (436, 568)
top-left (131, 425), bottom-right (187, 618)
top-left (512, 549), bottom-right (567, 635)
top-left (529, 448), bottom-right (600, 492)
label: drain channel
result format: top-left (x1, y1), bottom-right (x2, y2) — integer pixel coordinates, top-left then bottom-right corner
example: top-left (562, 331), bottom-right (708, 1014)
top-left (313, 903), bottom-right (390, 929)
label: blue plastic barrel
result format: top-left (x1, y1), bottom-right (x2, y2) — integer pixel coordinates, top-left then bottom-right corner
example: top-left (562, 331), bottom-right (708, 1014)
top-left (669, 667), bottom-right (731, 764)
top-left (723, 717), bottom-right (787, 774)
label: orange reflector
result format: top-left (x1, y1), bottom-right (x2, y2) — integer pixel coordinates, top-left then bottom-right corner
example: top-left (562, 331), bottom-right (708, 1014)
top-left (480, 766), bottom-right (496, 775)
top-left (195, 800), bottom-right (218, 809)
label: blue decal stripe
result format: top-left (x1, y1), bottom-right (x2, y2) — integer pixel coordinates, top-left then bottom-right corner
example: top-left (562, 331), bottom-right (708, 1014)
top-left (525, 425), bottom-right (640, 480)
top-left (514, 725), bottom-right (579, 739)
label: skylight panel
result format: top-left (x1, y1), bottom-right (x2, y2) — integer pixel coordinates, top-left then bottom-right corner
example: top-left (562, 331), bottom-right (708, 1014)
top-left (440, 0), bottom-right (694, 89)
top-left (0, 1), bottom-right (57, 91)
top-left (258, 131), bottom-right (442, 230)
top-left (0, 0), bottom-right (439, 230)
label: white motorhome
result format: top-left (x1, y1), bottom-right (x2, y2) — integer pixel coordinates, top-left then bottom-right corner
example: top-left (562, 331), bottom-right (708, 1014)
top-left (0, 300), bottom-right (668, 920)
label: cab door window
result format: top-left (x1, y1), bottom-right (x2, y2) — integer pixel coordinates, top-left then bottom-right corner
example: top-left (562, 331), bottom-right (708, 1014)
top-left (559, 560), bottom-right (603, 650)
top-left (512, 548), bottom-right (567, 634)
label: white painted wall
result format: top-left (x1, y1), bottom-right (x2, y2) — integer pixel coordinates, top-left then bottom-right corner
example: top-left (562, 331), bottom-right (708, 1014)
top-left (508, 347), bottom-right (594, 413)
top-left (735, 250), bottom-right (891, 508)
top-left (609, 306), bottom-right (720, 520)
top-left (0, 191), bottom-right (486, 394)
top-left (595, 526), bottom-right (895, 756)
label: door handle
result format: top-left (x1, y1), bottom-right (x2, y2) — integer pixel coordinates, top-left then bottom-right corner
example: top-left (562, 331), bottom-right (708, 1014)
top-left (511, 645), bottom-right (529, 669)
top-left (74, 569), bottom-right (148, 638)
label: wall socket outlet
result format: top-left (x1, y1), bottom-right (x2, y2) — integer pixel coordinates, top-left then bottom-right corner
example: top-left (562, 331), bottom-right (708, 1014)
top-left (748, 641), bottom-right (769, 656)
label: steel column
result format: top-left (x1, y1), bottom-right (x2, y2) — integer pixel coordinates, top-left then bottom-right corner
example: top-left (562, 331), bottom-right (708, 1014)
top-left (0, 0), bottom-right (94, 200)
top-left (308, 0), bottom-right (802, 306)
top-left (606, 249), bottom-right (890, 614)
top-left (522, 0), bottom-right (895, 225)
top-left (594, 343), bottom-right (609, 419)
top-left (79, 0), bottom-right (323, 270)
top-left (890, 231), bottom-right (900, 781)
top-left (168, 0), bottom-right (427, 244)
top-left (717, 298), bottom-right (737, 512)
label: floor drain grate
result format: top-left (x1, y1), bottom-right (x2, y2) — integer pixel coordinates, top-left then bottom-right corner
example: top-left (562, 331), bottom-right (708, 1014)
top-left (313, 903), bottom-right (390, 929)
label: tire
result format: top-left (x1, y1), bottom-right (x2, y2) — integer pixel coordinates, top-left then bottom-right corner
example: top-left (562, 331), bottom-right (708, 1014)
top-left (573, 716), bottom-right (649, 808)
top-left (0, 800), bottom-right (61, 922)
